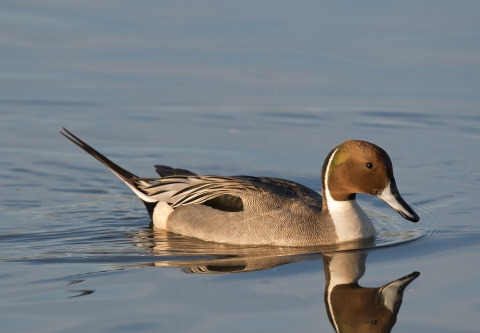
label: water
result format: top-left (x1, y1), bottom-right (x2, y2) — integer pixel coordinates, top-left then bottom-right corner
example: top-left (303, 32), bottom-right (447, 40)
top-left (1, 2), bottom-right (480, 332)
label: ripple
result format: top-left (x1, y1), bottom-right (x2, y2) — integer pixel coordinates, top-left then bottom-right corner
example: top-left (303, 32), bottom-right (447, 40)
top-left (2, 197), bottom-right (478, 274)
top-left (376, 228), bottom-right (429, 246)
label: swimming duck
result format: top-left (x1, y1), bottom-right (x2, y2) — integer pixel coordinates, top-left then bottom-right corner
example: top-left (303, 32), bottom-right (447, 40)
top-left (61, 128), bottom-right (419, 246)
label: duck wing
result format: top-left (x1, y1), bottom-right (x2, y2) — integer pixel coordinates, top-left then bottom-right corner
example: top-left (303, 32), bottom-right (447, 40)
top-left (132, 175), bottom-right (322, 213)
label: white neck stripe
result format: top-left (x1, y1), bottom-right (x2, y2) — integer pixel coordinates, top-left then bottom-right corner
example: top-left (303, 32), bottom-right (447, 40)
top-left (323, 148), bottom-right (339, 207)
top-left (323, 148), bottom-right (375, 243)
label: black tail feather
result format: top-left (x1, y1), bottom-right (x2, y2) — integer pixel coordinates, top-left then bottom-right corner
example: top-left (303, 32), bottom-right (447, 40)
top-left (61, 128), bottom-right (159, 219)
top-left (61, 127), bottom-right (138, 180)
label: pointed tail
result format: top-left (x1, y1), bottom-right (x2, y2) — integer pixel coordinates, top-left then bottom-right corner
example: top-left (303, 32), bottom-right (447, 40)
top-left (60, 128), bottom-right (158, 217)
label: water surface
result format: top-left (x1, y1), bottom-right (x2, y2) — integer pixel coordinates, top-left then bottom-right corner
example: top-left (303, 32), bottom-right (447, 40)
top-left (1, 2), bottom-right (480, 333)
top-left (1, 107), bottom-right (479, 332)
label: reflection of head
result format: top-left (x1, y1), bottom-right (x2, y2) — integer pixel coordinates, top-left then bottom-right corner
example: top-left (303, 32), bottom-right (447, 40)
top-left (323, 252), bottom-right (419, 333)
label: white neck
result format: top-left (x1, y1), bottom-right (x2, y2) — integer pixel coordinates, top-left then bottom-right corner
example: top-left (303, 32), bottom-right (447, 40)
top-left (324, 149), bottom-right (375, 243)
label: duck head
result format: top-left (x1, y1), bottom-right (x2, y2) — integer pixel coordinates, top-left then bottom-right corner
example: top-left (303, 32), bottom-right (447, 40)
top-left (322, 140), bottom-right (419, 222)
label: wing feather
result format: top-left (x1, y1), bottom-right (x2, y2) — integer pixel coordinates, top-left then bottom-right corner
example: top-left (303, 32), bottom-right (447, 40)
top-left (133, 176), bottom-right (262, 209)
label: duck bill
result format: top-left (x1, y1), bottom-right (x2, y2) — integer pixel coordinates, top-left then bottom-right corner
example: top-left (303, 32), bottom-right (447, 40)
top-left (376, 180), bottom-right (420, 222)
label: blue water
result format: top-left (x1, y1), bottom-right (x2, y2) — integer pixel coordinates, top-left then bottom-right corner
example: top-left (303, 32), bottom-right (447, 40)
top-left (1, 2), bottom-right (480, 332)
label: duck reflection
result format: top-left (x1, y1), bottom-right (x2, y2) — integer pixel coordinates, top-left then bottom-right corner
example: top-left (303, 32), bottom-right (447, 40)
top-left (323, 252), bottom-right (419, 333)
top-left (129, 227), bottom-right (351, 273)
top-left (128, 228), bottom-right (419, 332)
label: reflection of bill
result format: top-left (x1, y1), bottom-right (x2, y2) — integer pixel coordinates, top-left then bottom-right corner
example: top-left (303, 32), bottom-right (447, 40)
top-left (129, 228), bottom-right (419, 332)
top-left (323, 252), bottom-right (419, 333)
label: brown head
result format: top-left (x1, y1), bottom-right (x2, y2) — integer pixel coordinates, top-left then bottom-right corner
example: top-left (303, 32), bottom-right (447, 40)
top-left (321, 140), bottom-right (419, 222)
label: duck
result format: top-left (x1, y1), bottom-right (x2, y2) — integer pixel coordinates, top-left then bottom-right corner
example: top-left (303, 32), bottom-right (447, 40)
top-left (61, 128), bottom-right (419, 246)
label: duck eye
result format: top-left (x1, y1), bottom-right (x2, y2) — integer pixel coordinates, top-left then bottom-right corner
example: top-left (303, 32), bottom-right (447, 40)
top-left (366, 162), bottom-right (373, 169)
top-left (371, 320), bottom-right (378, 325)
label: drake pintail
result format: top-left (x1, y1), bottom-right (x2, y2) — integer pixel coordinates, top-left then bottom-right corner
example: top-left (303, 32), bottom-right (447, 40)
top-left (61, 128), bottom-right (419, 246)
